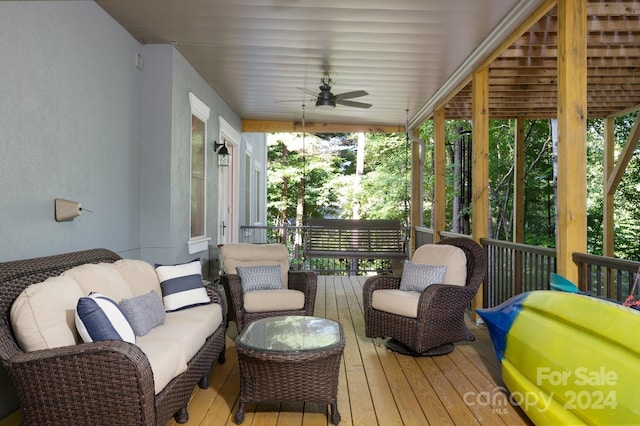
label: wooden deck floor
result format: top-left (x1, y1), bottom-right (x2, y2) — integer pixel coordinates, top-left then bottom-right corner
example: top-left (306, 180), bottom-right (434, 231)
top-left (167, 276), bottom-right (531, 426)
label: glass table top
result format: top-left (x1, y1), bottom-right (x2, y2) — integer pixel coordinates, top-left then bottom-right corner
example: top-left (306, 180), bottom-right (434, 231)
top-left (237, 316), bottom-right (343, 353)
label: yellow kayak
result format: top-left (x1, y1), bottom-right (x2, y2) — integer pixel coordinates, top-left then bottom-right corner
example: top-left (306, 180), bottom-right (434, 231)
top-left (477, 291), bottom-right (640, 425)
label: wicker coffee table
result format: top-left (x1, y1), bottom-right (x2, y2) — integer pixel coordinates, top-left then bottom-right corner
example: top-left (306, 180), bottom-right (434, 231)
top-left (234, 315), bottom-right (345, 424)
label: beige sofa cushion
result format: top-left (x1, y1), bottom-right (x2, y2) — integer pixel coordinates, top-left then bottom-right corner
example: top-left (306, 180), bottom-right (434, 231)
top-left (10, 276), bottom-right (84, 351)
top-left (115, 259), bottom-right (162, 296)
top-left (411, 244), bottom-right (467, 286)
top-left (220, 243), bottom-right (289, 287)
top-left (135, 338), bottom-right (188, 395)
top-left (63, 263), bottom-right (134, 301)
top-left (135, 303), bottom-right (222, 394)
top-left (138, 304), bottom-right (222, 361)
top-left (243, 289), bottom-right (305, 313)
top-left (372, 289), bottom-right (420, 318)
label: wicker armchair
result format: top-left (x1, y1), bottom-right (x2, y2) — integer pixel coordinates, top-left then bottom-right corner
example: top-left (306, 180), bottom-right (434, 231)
top-left (363, 238), bottom-right (486, 356)
top-left (219, 243), bottom-right (317, 333)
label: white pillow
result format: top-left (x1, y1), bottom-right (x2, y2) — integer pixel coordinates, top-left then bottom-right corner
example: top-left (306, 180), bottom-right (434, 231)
top-left (156, 259), bottom-right (211, 312)
top-left (75, 292), bottom-right (135, 344)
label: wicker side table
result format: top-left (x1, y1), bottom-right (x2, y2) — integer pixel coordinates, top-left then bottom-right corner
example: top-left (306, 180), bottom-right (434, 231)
top-left (234, 316), bottom-right (345, 424)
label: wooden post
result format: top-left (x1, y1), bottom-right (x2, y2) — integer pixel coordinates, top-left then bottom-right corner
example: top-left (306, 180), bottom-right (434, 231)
top-left (556, 0), bottom-right (587, 285)
top-left (472, 66), bottom-right (490, 312)
top-left (433, 108), bottom-right (446, 243)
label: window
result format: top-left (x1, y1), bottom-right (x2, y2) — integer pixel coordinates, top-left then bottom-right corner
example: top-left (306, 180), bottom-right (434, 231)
top-left (255, 168), bottom-right (262, 225)
top-left (191, 115), bottom-right (205, 237)
top-left (188, 93), bottom-right (211, 254)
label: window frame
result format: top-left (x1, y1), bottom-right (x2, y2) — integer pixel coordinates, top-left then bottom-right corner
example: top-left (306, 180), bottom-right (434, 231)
top-left (187, 92), bottom-right (211, 254)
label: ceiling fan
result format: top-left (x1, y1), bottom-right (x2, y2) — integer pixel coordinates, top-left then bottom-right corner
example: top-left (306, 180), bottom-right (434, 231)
top-left (296, 76), bottom-right (372, 109)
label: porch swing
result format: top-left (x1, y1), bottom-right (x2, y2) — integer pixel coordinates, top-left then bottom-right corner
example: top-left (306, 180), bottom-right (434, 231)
top-left (300, 107), bottom-right (408, 275)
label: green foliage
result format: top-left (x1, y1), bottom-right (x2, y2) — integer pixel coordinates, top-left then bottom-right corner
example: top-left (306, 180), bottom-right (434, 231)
top-left (267, 112), bottom-right (640, 261)
top-left (267, 132), bottom-right (411, 225)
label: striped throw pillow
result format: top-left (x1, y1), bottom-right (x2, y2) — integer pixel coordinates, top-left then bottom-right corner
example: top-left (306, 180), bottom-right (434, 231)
top-left (75, 292), bottom-right (135, 344)
top-left (156, 259), bottom-right (211, 312)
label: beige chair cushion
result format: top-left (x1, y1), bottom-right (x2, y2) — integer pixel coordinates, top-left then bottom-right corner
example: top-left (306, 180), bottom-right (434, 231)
top-left (410, 244), bottom-right (467, 286)
top-left (371, 289), bottom-right (420, 318)
top-left (63, 263), bottom-right (134, 301)
top-left (219, 243), bottom-right (290, 287)
top-left (114, 259), bottom-right (162, 296)
top-left (243, 289), bottom-right (305, 313)
top-left (10, 276), bottom-right (85, 351)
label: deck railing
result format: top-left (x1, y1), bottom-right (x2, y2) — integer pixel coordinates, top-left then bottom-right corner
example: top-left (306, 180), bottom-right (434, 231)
top-left (573, 252), bottom-right (640, 300)
top-left (240, 225), bottom-right (640, 305)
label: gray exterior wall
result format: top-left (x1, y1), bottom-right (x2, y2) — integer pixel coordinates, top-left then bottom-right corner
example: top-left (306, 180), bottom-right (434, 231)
top-left (0, 1), bottom-right (243, 419)
top-left (0, 1), bottom-right (144, 261)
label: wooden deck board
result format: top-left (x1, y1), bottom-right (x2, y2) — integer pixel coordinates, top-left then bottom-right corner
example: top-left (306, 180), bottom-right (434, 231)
top-left (162, 275), bottom-right (530, 426)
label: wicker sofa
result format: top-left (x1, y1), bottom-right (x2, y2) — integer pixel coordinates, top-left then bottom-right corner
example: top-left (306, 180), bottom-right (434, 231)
top-left (0, 248), bottom-right (226, 425)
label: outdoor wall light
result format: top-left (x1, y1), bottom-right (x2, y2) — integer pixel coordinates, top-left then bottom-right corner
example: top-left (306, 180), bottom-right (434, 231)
top-left (213, 140), bottom-right (230, 167)
top-left (54, 198), bottom-right (82, 222)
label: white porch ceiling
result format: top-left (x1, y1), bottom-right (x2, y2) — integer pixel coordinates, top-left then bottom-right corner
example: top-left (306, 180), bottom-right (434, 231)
top-left (96, 0), bottom-right (545, 128)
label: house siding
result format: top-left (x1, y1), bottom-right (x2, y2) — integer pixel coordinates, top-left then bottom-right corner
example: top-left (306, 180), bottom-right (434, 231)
top-left (0, 1), bottom-right (242, 419)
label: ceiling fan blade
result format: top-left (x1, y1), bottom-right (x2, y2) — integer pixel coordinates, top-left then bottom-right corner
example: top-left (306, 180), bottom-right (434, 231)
top-left (274, 97), bottom-right (315, 104)
top-left (337, 99), bottom-right (372, 109)
top-left (334, 90), bottom-right (368, 101)
top-left (296, 87), bottom-right (319, 97)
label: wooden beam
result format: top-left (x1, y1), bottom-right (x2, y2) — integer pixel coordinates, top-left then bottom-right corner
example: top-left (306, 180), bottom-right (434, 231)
top-left (242, 120), bottom-right (404, 134)
top-left (433, 107), bottom-right (446, 243)
top-left (609, 104), bottom-right (640, 118)
top-left (476, 0), bottom-right (557, 71)
top-left (603, 117), bottom-right (615, 257)
top-left (605, 111), bottom-right (640, 195)
top-left (556, 0), bottom-right (587, 283)
top-left (472, 66), bottom-right (490, 313)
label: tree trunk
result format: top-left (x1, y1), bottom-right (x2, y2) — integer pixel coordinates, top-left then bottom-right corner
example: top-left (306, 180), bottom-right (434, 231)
top-left (279, 144), bottom-right (289, 242)
top-left (452, 135), bottom-right (462, 233)
top-left (551, 119), bottom-right (558, 240)
top-left (352, 132), bottom-right (365, 219)
top-left (351, 133), bottom-right (365, 274)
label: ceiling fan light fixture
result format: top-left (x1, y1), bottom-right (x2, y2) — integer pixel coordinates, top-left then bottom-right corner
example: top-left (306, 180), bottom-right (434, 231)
top-left (315, 97), bottom-right (336, 108)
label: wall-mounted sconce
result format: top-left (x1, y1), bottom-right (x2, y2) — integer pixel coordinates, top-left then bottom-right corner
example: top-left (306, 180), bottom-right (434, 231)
top-left (55, 198), bottom-right (82, 222)
top-left (213, 140), bottom-right (230, 167)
